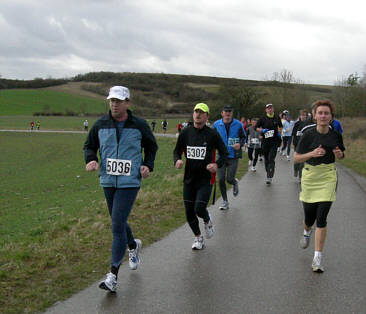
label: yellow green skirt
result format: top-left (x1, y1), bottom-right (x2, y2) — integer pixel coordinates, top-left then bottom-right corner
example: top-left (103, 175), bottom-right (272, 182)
top-left (300, 163), bottom-right (337, 203)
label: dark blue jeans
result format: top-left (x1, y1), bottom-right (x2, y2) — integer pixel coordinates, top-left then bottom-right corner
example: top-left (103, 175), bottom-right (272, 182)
top-left (103, 187), bottom-right (139, 268)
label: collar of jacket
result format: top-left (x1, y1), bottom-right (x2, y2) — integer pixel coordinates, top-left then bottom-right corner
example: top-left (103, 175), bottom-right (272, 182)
top-left (108, 109), bottom-right (133, 121)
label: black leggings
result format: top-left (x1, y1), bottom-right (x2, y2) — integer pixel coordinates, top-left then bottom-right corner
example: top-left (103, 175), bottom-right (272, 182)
top-left (303, 201), bottom-right (332, 228)
top-left (248, 147), bottom-right (260, 166)
top-left (262, 143), bottom-right (278, 178)
top-left (183, 182), bottom-right (212, 236)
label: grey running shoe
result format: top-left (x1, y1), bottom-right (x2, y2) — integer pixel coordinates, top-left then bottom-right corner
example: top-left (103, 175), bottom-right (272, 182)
top-left (251, 166), bottom-right (256, 172)
top-left (204, 215), bottom-right (214, 239)
top-left (233, 178), bottom-right (239, 197)
top-left (99, 272), bottom-right (117, 292)
top-left (219, 200), bottom-right (229, 210)
top-left (128, 239), bottom-right (142, 270)
top-left (312, 256), bottom-right (324, 273)
top-left (265, 176), bottom-right (272, 185)
top-left (300, 235), bottom-right (311, 249)
top-left (192, 236), bottom-right (205, 250)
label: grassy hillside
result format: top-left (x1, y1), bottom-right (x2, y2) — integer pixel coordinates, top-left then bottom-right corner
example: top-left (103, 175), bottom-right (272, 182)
top-left (0, 89), bottom-right (106, 116)
top-left (1, 72), bottom-right (336, 119)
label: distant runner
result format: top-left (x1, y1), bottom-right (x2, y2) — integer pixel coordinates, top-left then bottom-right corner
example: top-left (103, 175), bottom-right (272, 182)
top-left (212, 105), bottom-right (246, 210)
top-left (255, 104), bottom-right (282, 184)
top-left (174, 103), bottom-right (228, 250)
top-left (162, 119), bottom-right (168, 134)
top-left (246, 118), bottom-right (262, 172)
top-left (291, 109), bottom-right (308, 181)
top-left (294, 100), bottom-right (345, 273)
top-left (151, 120), bottom-right (156, 132)
top-left (83, 119), bottom-right (88, 131)
top-left (84, 85), bottom-right (158, 292)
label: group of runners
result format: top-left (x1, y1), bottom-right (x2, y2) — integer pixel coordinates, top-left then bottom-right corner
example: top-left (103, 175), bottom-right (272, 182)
top-left (30, 120), bottom-right (41, 130)
top-left (84, 85), bottom-right (345, 292)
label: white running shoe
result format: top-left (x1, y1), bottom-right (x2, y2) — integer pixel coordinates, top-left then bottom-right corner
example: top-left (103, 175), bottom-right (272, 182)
top-left (259, 157), bottom-right (263, 161)
top-left (219, 200), bottom-right (229, 210)
top-left (204, 216), bottom-right (214, 239)
top-left (192, 236), bottom-right (205, 250)
top-left (251, 166), bottom-right (256, 172)
top-left (286, 155), bottom-right (290, 161)
top-left (99, 272), bottom-right (117, 292)
top-left (300, 235), bottom-right (311, 249)
top-left (128, 239), bottom-right (142, 270)
top-left (265, 176), bottom-right (272, 185)
top-left (233, 178), bottom-right (239, 197)
top-left (312, 255), bottom-right (324, 273)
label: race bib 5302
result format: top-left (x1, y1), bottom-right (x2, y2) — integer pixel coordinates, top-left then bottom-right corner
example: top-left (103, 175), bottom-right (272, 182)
top-left (186, 146), bottom-right (206, 160)
top-left (106, 158), bottom-right (132, 176)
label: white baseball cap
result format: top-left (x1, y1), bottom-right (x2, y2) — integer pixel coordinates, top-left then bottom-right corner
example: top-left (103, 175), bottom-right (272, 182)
top-left (107, 86), bottom-right (130, 101)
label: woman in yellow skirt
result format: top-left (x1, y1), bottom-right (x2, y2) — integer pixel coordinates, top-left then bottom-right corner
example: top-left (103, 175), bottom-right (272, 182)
top-left (293, 100), bottom-right (345, 272)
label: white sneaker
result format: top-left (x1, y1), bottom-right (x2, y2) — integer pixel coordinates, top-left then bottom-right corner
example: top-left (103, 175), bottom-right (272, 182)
top-left (259, 157), bottom-right (263, 161)
top-left (251, 166), bottom-right (256, 172)
top-left (192, 236), bottom-right (205, 250)
top-left (204, 216), bottom-right (214, 239)
top-left (265, 176), bottom-right (272, 185)
top-left (99, 272), bottom-right (117, 292)
top-left (300, 235), bottom-right (311, 249)
top-left (312, 255), bottom-right (324, 273)
top-left (219, 200), bottom-right (229, 210)
top-left (286, 155), bottom-right (291, 161)
top-left (128, 239), bottom-right (142, 270)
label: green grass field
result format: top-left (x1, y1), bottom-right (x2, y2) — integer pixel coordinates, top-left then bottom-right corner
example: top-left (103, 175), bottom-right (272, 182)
top-left (0, 131), bottom-right (248, 314)
top-left (0, 89), bottom-right (107, 115)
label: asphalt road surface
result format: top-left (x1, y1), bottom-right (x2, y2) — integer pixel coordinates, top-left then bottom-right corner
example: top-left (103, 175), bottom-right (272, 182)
top-left (45, 153), bottom-right (366, 314)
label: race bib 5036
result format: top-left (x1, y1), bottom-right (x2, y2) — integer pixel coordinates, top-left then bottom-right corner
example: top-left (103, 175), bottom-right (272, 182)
top-left (106, 158), bottom-right (132, 176)
top-left (264, 130), bottom-right (274, 138)
top-left (186, 146), bottom-right (206, 160)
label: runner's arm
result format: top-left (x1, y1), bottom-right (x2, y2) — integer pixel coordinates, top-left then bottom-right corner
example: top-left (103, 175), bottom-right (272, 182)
top-left (140, 120), bottom-right (158, 172)
top-left (214, 131), bottom-right (229, 168)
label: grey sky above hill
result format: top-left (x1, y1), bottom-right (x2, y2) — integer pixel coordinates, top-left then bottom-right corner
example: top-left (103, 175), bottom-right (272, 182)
top-left (1, 0), bottom-right (365, 84)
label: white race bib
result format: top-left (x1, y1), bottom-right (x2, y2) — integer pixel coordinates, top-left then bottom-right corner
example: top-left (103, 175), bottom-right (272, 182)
top-left (106, 158), bottom-right (132, 176)
top-left (186, 146), bottom-right (206, 160)
top-left (251, 138), bottom-right (260, 144)
top-left (296, 131), bottom-right (303, 136)
top-left (264, 130), bottom-right (274, 138)
top-left (228, 137), bottom-right (239, 146)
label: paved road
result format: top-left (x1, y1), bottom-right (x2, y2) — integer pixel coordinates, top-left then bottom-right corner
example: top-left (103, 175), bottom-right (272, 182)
top-left (46, 154), bottom-right (366, 314)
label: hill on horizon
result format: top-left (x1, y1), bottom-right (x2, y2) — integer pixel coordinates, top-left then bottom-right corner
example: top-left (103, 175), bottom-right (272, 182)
top-left (0, 72), bottom-right (334, 119)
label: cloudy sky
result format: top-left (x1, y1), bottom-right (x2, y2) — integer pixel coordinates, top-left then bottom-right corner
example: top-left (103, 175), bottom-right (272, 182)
top-left (1, 0), bottom-right (365, 84)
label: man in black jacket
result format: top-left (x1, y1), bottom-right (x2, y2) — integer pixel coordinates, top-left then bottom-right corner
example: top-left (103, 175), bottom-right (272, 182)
top-left (173, 103), bottom-right (228, 250)
top-left (255, 104), bottom-right (283, 184)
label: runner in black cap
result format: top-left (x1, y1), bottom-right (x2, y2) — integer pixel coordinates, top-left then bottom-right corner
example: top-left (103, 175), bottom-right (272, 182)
top-left (212, 105), bottom-right (247, 210)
